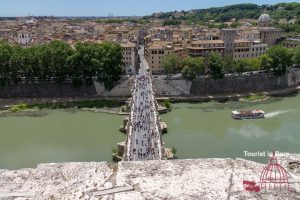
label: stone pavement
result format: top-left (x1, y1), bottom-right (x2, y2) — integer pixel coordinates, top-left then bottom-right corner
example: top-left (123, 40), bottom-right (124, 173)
top-left (0, 157), bottom-right (299, 199)
top-left (125, 46), bottom-right (162, 161)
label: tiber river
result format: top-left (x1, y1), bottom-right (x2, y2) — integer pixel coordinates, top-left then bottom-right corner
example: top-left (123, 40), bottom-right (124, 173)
top-left (1, 93), bottom-right (300, 169)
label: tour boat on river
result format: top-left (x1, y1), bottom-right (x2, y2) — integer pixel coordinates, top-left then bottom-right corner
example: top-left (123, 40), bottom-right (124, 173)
top-left (232, 109), bottom-right (265, 120)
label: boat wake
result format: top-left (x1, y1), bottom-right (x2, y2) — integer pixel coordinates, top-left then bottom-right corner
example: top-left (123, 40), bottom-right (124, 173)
top-left (265, 110), bottom-right (288, 118)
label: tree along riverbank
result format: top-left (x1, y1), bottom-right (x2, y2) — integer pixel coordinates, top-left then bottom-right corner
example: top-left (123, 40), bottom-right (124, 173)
top-left (0, 40), bottom-right (123, 90)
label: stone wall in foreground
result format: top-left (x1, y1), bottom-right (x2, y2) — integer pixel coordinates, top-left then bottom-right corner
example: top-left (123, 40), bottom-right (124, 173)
top-left (0, 156), bottom-right (299, 199)
top-left (0, 68), bottom-right (299, 98)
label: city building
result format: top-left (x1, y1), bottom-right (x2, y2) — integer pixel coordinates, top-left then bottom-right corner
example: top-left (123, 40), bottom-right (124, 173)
top-left (17, 31), bottom-right (32, 45)
top-left (145, 41), bottom-right (174, 74)
top-left (281, 38), bottom-right (300, 49)
top-left (258, 13), bottom-right (285, 46)
top-left (187, 40), bottom-right (225, 58)
top-left (220, 29), bottom-right (236, 58)
top-left (121, 41), bottom-right (138, 75)
top-left (238, 30), bottom-right (260, 42)
top-left (234, 40), bottom-right (267, 59)
top-left (258, 13), bottom-right (272, 28)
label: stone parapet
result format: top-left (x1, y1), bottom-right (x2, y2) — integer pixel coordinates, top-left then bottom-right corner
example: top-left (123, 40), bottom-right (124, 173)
top-left (1, 156), bottom-right (299, 199)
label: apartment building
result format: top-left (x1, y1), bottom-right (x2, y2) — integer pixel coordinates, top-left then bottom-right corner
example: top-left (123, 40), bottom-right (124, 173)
top-left (146, 27), bottom-right (173, 43)
top-left (234, 40), bottom-right (267, 59)
top-left (281, 38), bottom-right (300, 49)
top-left (259, 28), bottom-right (285, 47)
top-left (121, 41), bottom-right (138, 75)
top-left (187, 40), bottom-right (225, 58)
top-left (239, 30), bottom-right (260, 41)
top-left (220, 29), bottom-right (236, 58)
top-left (145, 41), bottom-right (174, 74)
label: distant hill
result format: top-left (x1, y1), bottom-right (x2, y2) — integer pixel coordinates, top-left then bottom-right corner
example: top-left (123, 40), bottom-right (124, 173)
top-left (145, 2), bottom-right (300, 23)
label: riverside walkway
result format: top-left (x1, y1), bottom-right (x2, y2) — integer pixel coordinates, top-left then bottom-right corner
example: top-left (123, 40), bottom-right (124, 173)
top-left (125, 46), bottom-right (162, 161)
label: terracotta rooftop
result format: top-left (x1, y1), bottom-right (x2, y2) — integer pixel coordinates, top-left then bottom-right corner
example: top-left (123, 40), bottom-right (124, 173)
top-left (120, 41), bottom-right (136, 48)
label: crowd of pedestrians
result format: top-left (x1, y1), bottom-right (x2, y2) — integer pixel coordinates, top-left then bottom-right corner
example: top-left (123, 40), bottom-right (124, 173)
top-left (126, 51), bottom-right (162, 161)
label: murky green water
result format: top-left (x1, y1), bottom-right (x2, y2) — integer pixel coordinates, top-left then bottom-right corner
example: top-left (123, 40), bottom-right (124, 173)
top-left (0, 94), bottom-right (300, 169)
top-left (0, 111), bottom-right (125, 169)
top-left (161, 94), bottom-right (300, 164)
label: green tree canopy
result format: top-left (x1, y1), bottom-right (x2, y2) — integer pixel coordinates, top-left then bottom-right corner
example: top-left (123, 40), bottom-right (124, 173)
top-left (0, 40), bottom-right (123, 90)
top-left (44, 40), bottom-right (74, 82)
top-left (161, 54), bottom-right (182, 74)
top-left (96, 42), bottom-right (123, 90)
top-left (233, 59), bottom-right (248, 74)
top-left (267, 45), bottom-right (293, 75)
top-left (70, 41), bottom-right (123, 89)
top-left (163, 19), bottom-right (181, 26)
top-left (245, 58), bottom-right (260, 71)
top-left (223, 56), bottom-right (235, 73)
top-left (259, 54), bottom-right (272, 71)
top-left (0, 40), bottom-right (13, 85)
top-left (181, 56), bottom-right (205, 80)
top-left (208, 53), bottom-right (224, 79)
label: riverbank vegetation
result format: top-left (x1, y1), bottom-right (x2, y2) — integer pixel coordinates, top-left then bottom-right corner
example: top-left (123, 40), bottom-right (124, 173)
top-left (0, 40), bottom-right (123, 90)
top-left (171, 146), bottom-right (178, 159)
top-left (3, 100), bottom-right (124, 113)
top-left (27, 99), bottom-right (124, 110)
top-left (111, 147), bottom-right (118, 155)
top-left (164, 99), bottom-right (172, 110)
top-left (9, 103), bottom-right (28, 112)
top-left (240, 94), bottom-right (268, 102)
top-left (162, 45), bottom-right (299, 80)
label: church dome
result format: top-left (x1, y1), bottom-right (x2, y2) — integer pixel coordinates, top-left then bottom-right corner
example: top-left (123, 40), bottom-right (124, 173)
top-left (259, 152), bottom-right (290, 191)
top-left (259, 13), bottom-right (271, 22)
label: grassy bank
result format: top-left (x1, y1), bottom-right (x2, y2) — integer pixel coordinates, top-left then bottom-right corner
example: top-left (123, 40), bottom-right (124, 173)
top-left (240, 94), bottom-right (268, 102)
top-left (27, 99), bottom-right (125, 110)
top-left (3, 100), bottom-right (125, 113)
top-left (9, 103), bottom-right (29, 112)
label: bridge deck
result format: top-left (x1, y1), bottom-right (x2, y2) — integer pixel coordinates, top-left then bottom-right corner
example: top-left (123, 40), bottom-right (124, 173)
top-left (125, 46), bottom-right (162, 161)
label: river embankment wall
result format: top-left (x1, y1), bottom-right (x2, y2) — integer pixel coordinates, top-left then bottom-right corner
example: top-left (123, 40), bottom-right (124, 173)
top-left (190, 68), bottom-right (300, 96)
top-left (0, 69), bottom-right (299, 98)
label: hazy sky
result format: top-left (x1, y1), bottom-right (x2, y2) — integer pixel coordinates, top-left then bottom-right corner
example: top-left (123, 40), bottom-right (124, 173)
top-left (0, 0), bottom-right (299, 17)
